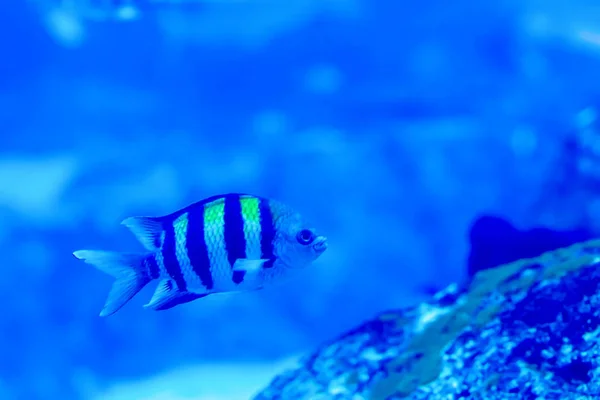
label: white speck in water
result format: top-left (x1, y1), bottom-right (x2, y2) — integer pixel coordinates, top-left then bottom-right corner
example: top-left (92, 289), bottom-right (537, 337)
top-left (116, 5), bottom-right (140, 21)
top-left (575, 107), bottom-right (597, 128)
top-left (510, 126), bottom-right (538, 157)
top-left (304, 64), bottom-right (343, 95)
top-left (45, 8), bottom-right (85, 48)
top-left (252, 110), bottom-right (288, 140)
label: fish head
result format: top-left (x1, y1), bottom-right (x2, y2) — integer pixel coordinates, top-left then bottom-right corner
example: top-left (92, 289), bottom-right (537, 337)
top-left (274, 210), bottom-right (328, 269)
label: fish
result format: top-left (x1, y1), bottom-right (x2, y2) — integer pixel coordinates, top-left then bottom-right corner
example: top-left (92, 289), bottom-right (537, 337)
top-left (73, 193), bottom-right (328, 316)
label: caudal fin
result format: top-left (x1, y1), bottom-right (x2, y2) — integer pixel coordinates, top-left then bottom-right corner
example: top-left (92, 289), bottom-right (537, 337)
top-left (73, 250), bottom-right (152, 317)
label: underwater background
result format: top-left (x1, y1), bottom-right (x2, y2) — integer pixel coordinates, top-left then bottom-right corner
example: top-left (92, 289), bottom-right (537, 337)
top-left (3, 0), bottom-right (600, 399)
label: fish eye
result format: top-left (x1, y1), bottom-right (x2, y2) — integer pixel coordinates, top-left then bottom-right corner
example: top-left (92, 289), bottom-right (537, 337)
top-left (296, 229), bottom-right (315, 245)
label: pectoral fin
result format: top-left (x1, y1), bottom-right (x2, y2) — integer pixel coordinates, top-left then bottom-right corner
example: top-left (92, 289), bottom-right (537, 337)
top-left (231, 259), bottom-right (273, 284)
top-left (144, 279), bottom-right (207, 311)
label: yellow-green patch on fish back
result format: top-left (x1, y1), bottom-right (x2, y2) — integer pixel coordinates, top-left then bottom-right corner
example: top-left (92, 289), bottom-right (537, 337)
top-left (200, 196), bottom-right (230, 290)
top-left (240, 196), bottom-right (262, 259)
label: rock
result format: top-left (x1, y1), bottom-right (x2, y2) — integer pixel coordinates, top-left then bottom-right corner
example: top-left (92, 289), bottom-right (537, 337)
top-left (254, 239), bottom-right (600, 399)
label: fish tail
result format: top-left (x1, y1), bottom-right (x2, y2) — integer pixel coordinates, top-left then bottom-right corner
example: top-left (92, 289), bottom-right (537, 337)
top-left (73, 250), bottom-right (154, 317)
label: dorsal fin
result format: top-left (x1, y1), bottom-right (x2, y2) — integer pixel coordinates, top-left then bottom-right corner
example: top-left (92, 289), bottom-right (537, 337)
top-left (121, 216), bottom-right (164, 251)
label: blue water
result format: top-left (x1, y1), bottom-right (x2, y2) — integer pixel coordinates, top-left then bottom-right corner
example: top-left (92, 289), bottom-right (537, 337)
top-left (2, 1), bottom-right (600, 399)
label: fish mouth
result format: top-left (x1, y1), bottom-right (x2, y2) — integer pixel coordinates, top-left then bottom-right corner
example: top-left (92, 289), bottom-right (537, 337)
top-left (312, 236), bottom-right (328, 254)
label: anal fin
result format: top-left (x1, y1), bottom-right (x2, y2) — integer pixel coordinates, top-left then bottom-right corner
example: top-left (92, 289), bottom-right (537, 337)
top-left (144, 279), bottom-right (207, 311)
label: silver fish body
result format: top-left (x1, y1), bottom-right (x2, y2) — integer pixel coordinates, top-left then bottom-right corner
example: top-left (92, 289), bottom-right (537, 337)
top-left (73, 193), bottom-right (328, 316)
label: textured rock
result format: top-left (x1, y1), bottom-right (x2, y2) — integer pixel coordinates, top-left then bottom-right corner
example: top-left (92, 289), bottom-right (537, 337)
top-left (254, 239), bottom-right (600, 399)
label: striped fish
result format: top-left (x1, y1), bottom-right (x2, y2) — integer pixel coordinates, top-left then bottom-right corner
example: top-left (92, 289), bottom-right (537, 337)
top-left (73, 193), bottom-right (328, 316)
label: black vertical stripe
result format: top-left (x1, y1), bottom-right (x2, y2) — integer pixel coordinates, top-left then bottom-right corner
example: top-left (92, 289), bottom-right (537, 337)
top-left (259, 197), bottom-right (276, 268)
top-left (145, 255), bottom-right (160, 279)
top-left (224, 194), bottom-right (247, 267)
top-left (187, 209), bottom-right (214, 290)
top-left (162, 223), bottom-right (187, 291)
top-left (232, 270), bottom-right (246, 284)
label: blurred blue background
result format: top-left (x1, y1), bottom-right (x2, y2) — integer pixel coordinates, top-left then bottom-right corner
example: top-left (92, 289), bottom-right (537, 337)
top-left (3, 0), bottom-right (600, 399)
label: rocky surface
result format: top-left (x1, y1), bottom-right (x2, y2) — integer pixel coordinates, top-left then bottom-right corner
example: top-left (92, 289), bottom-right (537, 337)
top-left (254, 239), bottom-right (600, 399)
